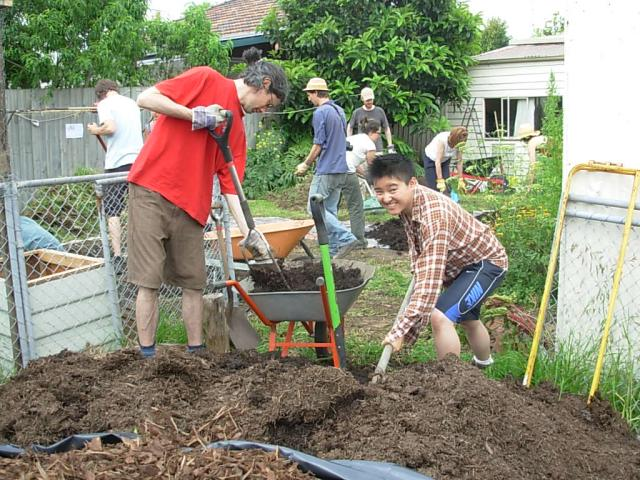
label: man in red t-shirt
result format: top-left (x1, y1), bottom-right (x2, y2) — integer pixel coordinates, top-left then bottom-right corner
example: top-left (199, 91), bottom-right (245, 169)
top-left (127, 55), bottom-right (288, 358)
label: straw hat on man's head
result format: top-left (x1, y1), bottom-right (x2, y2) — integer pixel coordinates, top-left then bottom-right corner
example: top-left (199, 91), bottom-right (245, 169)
top-left (303, 78), bottom-right (329, 92)
top-left (516, 123), bottom-right (540, 139)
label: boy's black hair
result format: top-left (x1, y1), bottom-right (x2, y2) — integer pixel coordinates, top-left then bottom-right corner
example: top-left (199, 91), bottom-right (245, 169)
top-left (368, 153), bottom-right (416, 184)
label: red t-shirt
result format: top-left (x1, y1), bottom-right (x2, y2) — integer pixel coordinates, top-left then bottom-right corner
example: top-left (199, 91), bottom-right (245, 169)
top-left (128, 67), bottom-right (246, 225)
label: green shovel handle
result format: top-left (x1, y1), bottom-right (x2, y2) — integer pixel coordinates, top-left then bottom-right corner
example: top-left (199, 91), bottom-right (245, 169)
top-left (310, 194), bottom-right (341, 329)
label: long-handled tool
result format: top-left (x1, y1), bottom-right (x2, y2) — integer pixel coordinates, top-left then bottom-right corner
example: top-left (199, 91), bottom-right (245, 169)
top-left (211, 204), bottom-right (260, 350)
top-left (309, 194), bottom-right (347, 367)
top-left (207, 111), bottom-right (290, 289)
top-left (371, 276), bottom-right (415, 383)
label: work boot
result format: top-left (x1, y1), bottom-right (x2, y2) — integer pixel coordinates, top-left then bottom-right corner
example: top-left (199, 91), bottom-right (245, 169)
top-left (334, 240), bottom-right (359, 259)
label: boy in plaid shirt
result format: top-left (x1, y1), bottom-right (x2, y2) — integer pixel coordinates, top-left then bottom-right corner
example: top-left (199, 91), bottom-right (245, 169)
top-left (370, 154), bottom-right (508, 367)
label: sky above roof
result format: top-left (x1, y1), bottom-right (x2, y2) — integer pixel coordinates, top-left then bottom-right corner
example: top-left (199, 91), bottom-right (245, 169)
top-left (147, 0), bottom-right (566, 40)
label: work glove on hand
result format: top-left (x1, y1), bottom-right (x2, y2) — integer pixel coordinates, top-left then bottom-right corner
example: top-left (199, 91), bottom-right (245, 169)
top-left (383, 334), bottom-right (404, 352)
top-left (457, 178), bottom-right (465, 193)
top-left (295, 162), bottom-right (309, 176)
top-left (436, 178), bottom-right (447, 192)
top-left (192, 104), bottom-right (225, 131)
top-left (239, 230), bottom-right (272, 260)
top-left (387, 144), bottom-right (396, 154)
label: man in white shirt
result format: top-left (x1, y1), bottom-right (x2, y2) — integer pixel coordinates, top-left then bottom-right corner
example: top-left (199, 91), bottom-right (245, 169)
top-left (343, 119), bottom-right (380, 247)
top-left (87, 80), bottom-right (143, 262)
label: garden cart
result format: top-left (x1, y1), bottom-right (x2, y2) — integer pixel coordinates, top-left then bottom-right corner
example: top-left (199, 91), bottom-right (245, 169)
top-left (211, 195), bottom-right (374, 367)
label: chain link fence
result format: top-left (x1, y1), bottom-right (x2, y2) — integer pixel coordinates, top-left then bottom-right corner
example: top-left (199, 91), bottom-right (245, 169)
top-left (0, 174), bottom-right (230, 375)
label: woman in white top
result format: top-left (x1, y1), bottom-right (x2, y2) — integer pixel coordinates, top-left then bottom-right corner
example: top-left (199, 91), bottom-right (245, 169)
top-left (422, 126), bottom-right (468, 194)
top-left (342, 119), bottom-right (381, 247)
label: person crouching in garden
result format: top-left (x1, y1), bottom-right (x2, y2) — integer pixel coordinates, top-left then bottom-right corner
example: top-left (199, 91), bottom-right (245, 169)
top-left (369, 154), bottom-right (508, 367)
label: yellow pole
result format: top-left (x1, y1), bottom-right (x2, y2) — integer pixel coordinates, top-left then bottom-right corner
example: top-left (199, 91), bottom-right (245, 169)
top-left (588, 171), bottom-right (640, 403)
top-left (523, 165), bottom-right (576, 386)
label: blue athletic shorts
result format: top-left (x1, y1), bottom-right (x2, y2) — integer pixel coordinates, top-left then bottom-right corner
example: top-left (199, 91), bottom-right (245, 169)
top-left (436, 260), bottom-right (506, 323)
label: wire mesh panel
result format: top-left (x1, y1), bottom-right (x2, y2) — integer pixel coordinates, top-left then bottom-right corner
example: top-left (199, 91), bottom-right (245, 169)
top-left (557, 199), bottom-right (640, 359)
top-left (0, 174), bottom-right (228, 373)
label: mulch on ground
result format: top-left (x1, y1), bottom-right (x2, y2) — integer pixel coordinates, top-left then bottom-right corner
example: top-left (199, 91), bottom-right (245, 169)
top-left (1, 348), bottom-right (638, 479)
top-left (366, 218), bottom-right (408, 251)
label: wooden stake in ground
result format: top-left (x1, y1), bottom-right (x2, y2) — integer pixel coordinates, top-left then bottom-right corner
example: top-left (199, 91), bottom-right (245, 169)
top-left (203, 292), bottom-right (229, 353)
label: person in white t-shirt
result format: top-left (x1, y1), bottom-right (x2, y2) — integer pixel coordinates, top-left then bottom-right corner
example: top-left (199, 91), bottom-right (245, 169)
top-left (422, 126), bottom-right (468, 195)
top-left (342, 119), bottom-right (381, 247)
top-left (87, 79), bottom-right (143, 261)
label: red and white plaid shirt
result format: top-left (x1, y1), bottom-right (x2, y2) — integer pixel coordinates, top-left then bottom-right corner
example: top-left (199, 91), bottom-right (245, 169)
top-left (389, 186), bottom-right (508, 345)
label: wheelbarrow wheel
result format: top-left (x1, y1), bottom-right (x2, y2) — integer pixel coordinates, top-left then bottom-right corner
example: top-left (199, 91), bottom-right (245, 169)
top-left (314, 321), bottom-right (347, 367)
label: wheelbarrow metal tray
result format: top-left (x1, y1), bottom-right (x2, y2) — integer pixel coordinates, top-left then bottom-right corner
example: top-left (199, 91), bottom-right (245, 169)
top-left (205, 219), bottom-right (315, 260)
top-left (240, 260), bottom-right (375, 322)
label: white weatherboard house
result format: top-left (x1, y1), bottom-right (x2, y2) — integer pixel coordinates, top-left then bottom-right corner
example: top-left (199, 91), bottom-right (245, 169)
top-left (445, 36), bottom-right (565, 180)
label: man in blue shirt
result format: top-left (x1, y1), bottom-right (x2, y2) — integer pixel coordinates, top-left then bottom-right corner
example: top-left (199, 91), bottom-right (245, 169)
top-left (20, 217), bottom-right (64, 251)
top-left (295, 78), bottom-right (358, 257)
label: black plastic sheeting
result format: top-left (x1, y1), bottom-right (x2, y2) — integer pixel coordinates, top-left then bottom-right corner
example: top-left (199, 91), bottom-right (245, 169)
top-left (1, 435), bottom-right (433, 480)
top-left (0, 432), bottom-right (137, 458)
top-left (210, 440), bottom-right (433, 480)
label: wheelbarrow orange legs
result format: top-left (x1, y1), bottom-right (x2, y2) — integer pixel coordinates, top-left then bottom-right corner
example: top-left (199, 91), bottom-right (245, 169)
top-left (219, 280), bottom-right (343, 368)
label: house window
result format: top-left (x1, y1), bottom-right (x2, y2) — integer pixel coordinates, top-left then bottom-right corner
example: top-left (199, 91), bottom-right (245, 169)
top-left (484, 97), bottom-right (556, 138)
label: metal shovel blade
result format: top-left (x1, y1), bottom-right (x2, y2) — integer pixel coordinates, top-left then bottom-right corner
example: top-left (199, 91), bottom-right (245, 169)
top-left (212, 208), bottom-right (260, 350)
top-left (227, 304), bottom-right (260, 350)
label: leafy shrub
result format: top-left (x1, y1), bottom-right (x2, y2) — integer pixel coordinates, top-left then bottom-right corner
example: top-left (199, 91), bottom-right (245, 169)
top-left (243, 129), bottom-right (310, 199)
top-left (492, 75), bottom-right (563, 306)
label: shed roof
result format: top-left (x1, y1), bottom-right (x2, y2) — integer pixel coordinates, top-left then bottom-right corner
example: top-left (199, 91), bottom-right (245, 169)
top-left (474, 36), bottom-right (564, 63)
top-left (205, 0), bottom-right (278, 41)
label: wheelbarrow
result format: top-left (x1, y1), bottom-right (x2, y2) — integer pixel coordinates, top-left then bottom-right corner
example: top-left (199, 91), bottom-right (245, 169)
top-left (205, 219), bottom-right (315, 261)
top-left (212, 196), bottom-right (374, 368)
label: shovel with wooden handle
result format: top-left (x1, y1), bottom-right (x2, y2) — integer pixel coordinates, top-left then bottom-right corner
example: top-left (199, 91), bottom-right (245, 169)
top-left (211, 206), bottom-right (260, 350)
top-left (371, 276), bottom-right (415, 384)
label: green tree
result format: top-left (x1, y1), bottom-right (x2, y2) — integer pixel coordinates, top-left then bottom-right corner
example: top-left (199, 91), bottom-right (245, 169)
top-left (534, 12), bottom-right (565, 37)
top-left (261, 0), bottom-right (481, 136)
top-left (480, 17), bottom-right (510, 53)
top-left (4, 0), bottom-right (149, 88)
top-left (3, 1), bottom-right (231, 88)
top-left (144, 4), bottom-right (231, 82)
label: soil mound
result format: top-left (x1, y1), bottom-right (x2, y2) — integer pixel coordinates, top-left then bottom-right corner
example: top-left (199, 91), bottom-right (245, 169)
top-left (0, 349), bottom-right (638, 479)
top-left (367, 218), bottom-right (408, 251)
top-left (250, 262), bottom-right (363, 292)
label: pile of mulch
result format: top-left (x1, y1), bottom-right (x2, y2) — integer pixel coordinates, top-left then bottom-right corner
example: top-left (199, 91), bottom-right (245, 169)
top-left (366, 218), bottom-right (408, 251)
top-left (250, 261), bottom-right (363, 292)
top-left (1, 436), bottom-right (314, 479)
top-left (0, 348), bottom-right (639, 479)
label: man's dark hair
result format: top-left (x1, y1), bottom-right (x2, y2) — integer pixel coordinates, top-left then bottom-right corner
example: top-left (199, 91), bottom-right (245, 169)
top-left (240, 47), bottom-right (290, 103)
top-left (360, 118), bottom-right (380, 134)
top-left (368, 153), bottom-right (416, 184)
top-left (95, 79), bottom-right (119, 100)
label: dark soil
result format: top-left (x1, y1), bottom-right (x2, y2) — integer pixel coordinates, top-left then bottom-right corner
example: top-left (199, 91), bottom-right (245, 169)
top-left (367, 218), bottom-right (408, 251)
top-left (250, 261), bottom-right (363, 292)
top-left (1, 349), bottom-right (639, 479)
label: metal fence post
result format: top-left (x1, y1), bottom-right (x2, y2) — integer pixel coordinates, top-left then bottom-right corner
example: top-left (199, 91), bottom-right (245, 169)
top-left (4, 179), bottom-right (34, 365)
top-left (95, 181), bottom-right (124, 342)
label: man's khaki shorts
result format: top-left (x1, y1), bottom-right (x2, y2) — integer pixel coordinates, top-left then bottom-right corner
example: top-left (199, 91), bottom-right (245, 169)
top-left (127, 183), bottom-right (206, 290)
